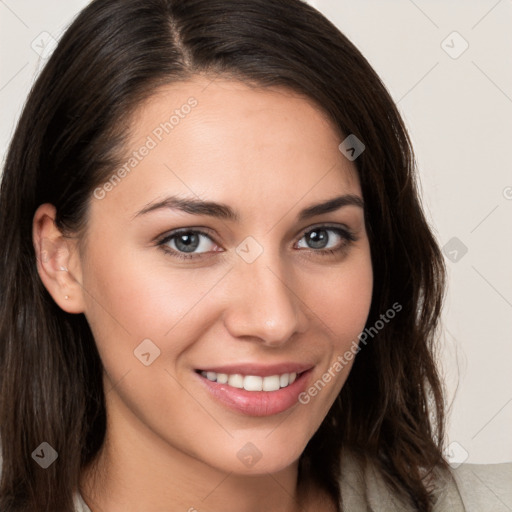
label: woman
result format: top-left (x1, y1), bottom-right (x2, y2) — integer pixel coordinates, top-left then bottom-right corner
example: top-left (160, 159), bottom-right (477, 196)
top-left (0, 1), bottom-right (510, 511)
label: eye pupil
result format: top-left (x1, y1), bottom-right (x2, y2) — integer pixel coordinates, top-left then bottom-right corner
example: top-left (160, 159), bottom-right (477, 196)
top-left (307, 229), bottom-right (328, 249)
top-left (175, 232), bottom-right (199, 253)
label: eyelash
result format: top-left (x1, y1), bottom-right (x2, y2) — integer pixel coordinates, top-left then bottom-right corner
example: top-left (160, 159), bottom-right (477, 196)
top-left (156, 224), bottom-right (358, 261)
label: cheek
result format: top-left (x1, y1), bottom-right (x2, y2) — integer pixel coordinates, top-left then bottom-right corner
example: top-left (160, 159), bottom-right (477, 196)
top-left (80, 241), bottom-right (229, 379)
top-left (305, 249), bottom-right (373, 347)
top-left (295, 254), bottom-right (372, 419)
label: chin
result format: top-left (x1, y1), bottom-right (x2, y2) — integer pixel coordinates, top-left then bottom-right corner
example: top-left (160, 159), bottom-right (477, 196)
top-left (199, 433), bottom-right (310, 476)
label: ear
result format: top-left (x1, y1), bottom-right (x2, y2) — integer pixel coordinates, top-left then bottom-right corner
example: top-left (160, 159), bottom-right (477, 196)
top-left (32, 203), bottom-right (85, 314)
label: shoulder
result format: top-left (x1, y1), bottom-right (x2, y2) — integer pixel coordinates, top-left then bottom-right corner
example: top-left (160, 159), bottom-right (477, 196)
top-left (339, 449), bottom-right (512, 511)
top-left (447, 461), bottom-right (512, 512)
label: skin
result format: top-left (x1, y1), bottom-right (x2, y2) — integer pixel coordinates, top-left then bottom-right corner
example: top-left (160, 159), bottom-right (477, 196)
top-left (33, 77), bottom-right (373, 512)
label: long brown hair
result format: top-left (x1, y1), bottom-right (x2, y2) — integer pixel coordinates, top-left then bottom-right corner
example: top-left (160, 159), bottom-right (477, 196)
top-left (0, 0), bottom-right (450, 510)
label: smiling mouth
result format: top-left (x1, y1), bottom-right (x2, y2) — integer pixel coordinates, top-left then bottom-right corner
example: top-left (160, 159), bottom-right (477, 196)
top-left (195, 367), bottom-right (312, 416)
top-left (197, 370), bottom-right (300, 392)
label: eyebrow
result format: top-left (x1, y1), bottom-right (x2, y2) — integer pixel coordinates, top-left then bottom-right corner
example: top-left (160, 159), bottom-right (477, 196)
top-left (133, 194), bottom-right (364, 222)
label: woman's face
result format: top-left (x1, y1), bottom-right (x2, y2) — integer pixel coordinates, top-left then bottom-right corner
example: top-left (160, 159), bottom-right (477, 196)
top-left (72, 78), bottom-right (373, 475)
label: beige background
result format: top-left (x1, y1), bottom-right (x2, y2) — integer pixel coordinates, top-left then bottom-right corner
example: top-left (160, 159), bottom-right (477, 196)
top-left (1, 0), bottom-right (511, 464)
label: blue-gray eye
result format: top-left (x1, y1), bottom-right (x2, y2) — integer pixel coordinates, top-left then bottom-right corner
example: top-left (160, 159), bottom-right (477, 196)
top-left (296, 227), bottom-right (350, 250)
top-left (163, 230), bottom-right (216, 254)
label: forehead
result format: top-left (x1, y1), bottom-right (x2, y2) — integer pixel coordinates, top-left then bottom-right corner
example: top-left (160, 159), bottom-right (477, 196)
top-left (94, 77), bottom-right (361, 220)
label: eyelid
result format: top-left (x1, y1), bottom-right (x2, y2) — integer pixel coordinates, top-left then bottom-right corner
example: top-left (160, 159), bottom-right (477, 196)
top-left (156, 223), bottom-right (355, 245)
top-left (156, 226), bottom-right (217, 244)
top-left (297, 222), bottom-right (357, 241)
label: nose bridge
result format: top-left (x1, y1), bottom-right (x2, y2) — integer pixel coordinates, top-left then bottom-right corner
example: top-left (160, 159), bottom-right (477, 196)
top-left (223, 243), bottom-right (305, 345)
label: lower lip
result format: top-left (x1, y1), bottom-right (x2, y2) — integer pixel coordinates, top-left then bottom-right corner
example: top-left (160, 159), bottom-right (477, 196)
top-left (197, 370), bottom-right (312, 417)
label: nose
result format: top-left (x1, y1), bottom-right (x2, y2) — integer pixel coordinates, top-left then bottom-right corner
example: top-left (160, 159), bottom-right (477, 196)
top-left (222, 251), bottom-right (308, 347)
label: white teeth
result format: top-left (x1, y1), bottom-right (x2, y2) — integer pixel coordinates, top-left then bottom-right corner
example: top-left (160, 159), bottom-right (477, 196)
top-left (200, 371), bottom-right (300, 391)
top-left (243, 376), bottom-right (263, 391)
top-left (263, 375), bottom-right (281, 391)
top-left (228, 373), bottom-right (244, 389)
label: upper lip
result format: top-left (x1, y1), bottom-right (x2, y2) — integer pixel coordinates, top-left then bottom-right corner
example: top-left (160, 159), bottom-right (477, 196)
top-left (196, 363), bottom-right (314, 377)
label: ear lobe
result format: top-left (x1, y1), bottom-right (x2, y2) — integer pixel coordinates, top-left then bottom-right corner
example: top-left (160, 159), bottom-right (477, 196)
top-left (33, 203), bottom-right (85, 314)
